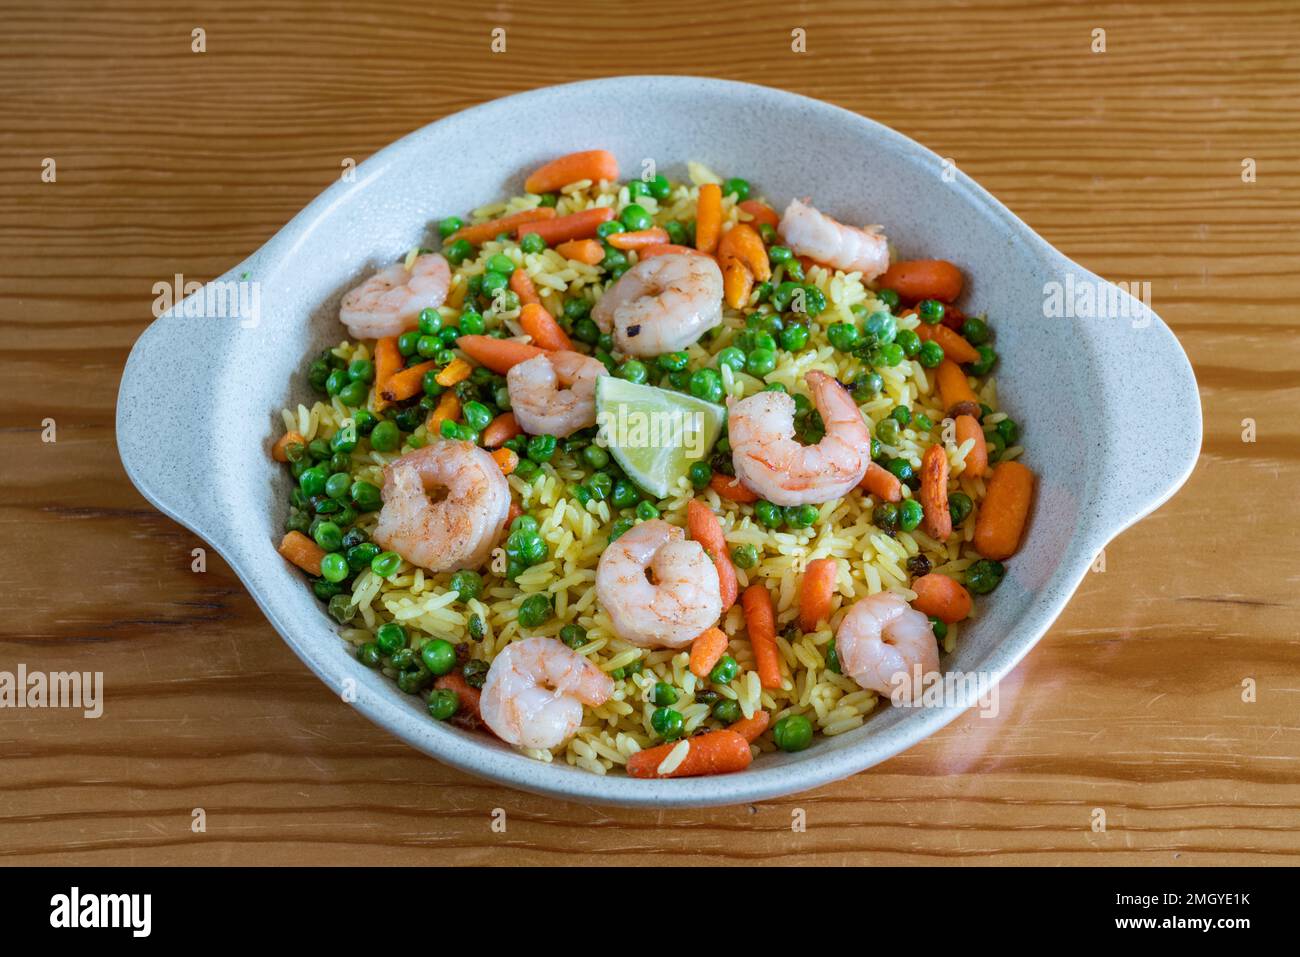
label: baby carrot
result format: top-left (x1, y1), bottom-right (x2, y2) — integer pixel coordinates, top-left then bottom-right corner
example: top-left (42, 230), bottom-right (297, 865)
top-left (859, 461), bottom-right (902, 502)
top-left (709, 472), bottom-right (759, 503)
top-left (911, 573), bottom-right (973, 624)
top-left (689, 626), bottom-right (730, 679)
top-left (721, 258), bottom-right (754, 309)
top-left (524, 149), bottom-right (619, 194)
top-left (427, 392), bottom-right (460, 434)
top-left (798, 557), bottom-right (838, 632)
top-left (447, 207), bottom-right (556, 246)
top-left (626, 729), bottom-right (753, 779)
top-left (482, 411), bottom-right (521, 448)
top-left (272, 430), bottom-right (305, 462)
top-left (435, 357), bottom-right (473, 387)
top-left (938, 302), bottom-right (967, 330)
top-left (728, 710), bottom-right (770, 743)
top-left (955, 414), bottom-right (988, 478)
top-left (915, 322), bottom-right (980, 364)
top-left (491, 447), bottom-right (518, 475)
top-left (919, 444), bottom-right (953, 541)
top-left (373, 336), bottom-right (403, 410)
top-left (717, 223), bottom-right (771, 282)
top-left (456, 334), bottom-right (546, 373)
top-left (508, 268), bottom-right (541, 307)
top-left (554, 238), bottom-right (605, 266)
top-left (505, 501), bottom-right (524, 528)
top-left (936, 359), bottom-right (981, 418)
top-left (434, 672), bottom-right (483, 729)
top-left (606, 227), bottom-right (669, 251)
top-left (516, 206), bottom-right (614, 245)
top-left (278, 530), bottom-right (325, 577)
top-left (877, 259), bottom-right (964, 303)
top-left (639, 243), bottom-right (706, 259)
top-left (380, 360), bottom-right (436, 404)
top-left (737, 199), bottom-right (779, 229)
top-left (519, 302), bottom-right (573, 351)
top-left (973, 461), bottom-right (1035, 560)
top-left (741, 583), bottom-right (783, 690)
top-left (687, 499), bottom-right (738, 611)
top-left (694, 182), bottom-right (723, 254)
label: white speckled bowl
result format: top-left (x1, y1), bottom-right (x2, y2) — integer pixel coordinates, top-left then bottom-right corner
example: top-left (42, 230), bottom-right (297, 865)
top-left (116, 77), bottom-right (1200, 807)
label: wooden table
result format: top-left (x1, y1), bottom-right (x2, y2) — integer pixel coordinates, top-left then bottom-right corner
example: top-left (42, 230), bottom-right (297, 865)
top-left (2, 0), bottom-right (1296, 865)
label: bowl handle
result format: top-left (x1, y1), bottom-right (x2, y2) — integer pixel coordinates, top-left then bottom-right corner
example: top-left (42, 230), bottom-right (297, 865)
top-left (1061, 262), bottom-right (1202, 547)
top-left (115, 284), bottom-right (243, 549)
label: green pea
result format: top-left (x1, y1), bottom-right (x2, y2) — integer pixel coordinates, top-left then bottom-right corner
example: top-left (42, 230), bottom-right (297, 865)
top-left (715, 347), bottom-right (747, 372)
top-left (579, 444), bottom-right (609, 470)
top-left (683, 461), bottom-right (710, 490)
top-left (298, 465), bottom-right (328, 497)
top-left (369, 420), bottom-right (400, 453)
top-left (454, 309), bottom-right (483, 335)
top-left (755, 500), bottom-right (783, 529)
top-left (312, 578), bottom-right (343, 600)
top-left (526, 434), bottom-right (557, 463)
top-left (778, 323), bottom-right (809, 352)
top-left (338, 380), bottom-right (369, 408)
top-left (397, 665), bottom-right (432, 695)
top-left (875, 418), bottom-right (901, 446)
top-left (966, 559), bottom-right (1006, 595)
top-left (731, 543), bottom-right (759, 569)
top-left (646, 174), bottom-right (671, 200)
top-left (352, 410), bottom-right (378, 436)
top-left (917, 340), bottom-right (945, 368)
top-left (949, 491), bottom-right (973, 526)
top-left (323, 472), bottom-right (350, 500)
top-left (825, 638), bottom-right (841, 674)
top-left (312, 521), bottom-right (342, 552)
top-left (444, 238), bottom-right (474, 265)
top-left (316, 552), bottom-right (346, 583)
top-left (427, 688), bottom-right (459, 720)
top-left (635, 500), bottom-right (659, 521)
top-left (930, 617), bottom-right (949, 642)
top-left (609, 517), bottom-right (635, 542)
top-left (898, 498), bottom-right (924, 532)
top-left (651, 682), bottom-right (679, 707)
top-left (773, 713), bottom-right (813, 752)
top-left (608, 478), bottom-right (637, 510)
top-left (705, 655), bottom-right (736, 686)
top-left (357, 642), bottom-right (383, 668)
top-left (886, 458), bottom-right (914, 486)
top-left (616, 359), bottom-right (648, 384)
top-left (711, 698), bottom-right (742, 723)
top-left (656, 351), bottom-right (689, 372)
top-left (487, 253), bottom-right (516, 276)
top-left (517, 231), bottom-right (546, 255)
top-left (997, 418), bottom-right (1020, 445)
top-left (960, 317), bottom-right (989, 345)
top-left (325, 368), bottom-right (349, 397)
top-left (395, 331), bottom-right (418, 357)
top-left (517, 594), bottom-right (552, 629)
top-left (894, 328), bottom-right (922, 357)
top-left (689, 368), bottom-right (725, 403)
top-left (722, 177), bottom-right (750, 200)
top-left (970, 345), bottom-right (998, 376)
top-left (877, 342), bottom-right (906, 367)
top-left (510, 514), bottom-right (537, 535)
top-left (824, 322), bottom-right (856, 352)
top-left (448, 569), bottom-right (482, 604)
top-left (419, 638), bottom-right (457, 676)
top-left (891, 406), bottom-right (912, 427)
top-left (745, 348), bottom-right (777, 377)
top-left (345, 542), bottom-right (380, 573)
top-left (873, 501), bottom-right (900, 531)
top-left (371, 550), bottom-right (401, 578)
top-left (651, 707), bottom-right (684, 740)
top-left (555, 623), bottom-right (586, 649)
top-left (514, 458), bottom-right (540, 482)
top-left (438, 216), bottom-right (463, 238)
top-left (918, 299), bottom-right (945, 324)
top-left (768, 245), bottom-right (793, 264)
top-left (596, 220), bottom-right (625, 240)
top-left (620, 203), bottom-right (652, 231)
top-left (784, 503), bottom-right (818, 528)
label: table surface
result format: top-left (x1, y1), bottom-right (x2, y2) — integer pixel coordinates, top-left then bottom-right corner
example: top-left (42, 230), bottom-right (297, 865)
top-left (2, 0), bottom-right (1297, 866)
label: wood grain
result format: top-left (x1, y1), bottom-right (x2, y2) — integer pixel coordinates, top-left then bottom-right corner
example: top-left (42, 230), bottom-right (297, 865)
top-left (1, 0), bottom-right (1298, 865)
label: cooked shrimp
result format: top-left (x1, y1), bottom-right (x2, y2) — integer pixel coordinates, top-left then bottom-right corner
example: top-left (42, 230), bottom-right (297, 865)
top-left (591, 252), bottom-right (724, 356)
top-left (371, 440), bottom-right (510, 573)
top-left (728, 370), bottom-right (873, 506)
top-left (480, 637), bottom-right (614, 750)
top-left (595, 519), bottom-right (722, 648)
top-left (835, 592), bottom-right (939, 699)
top-left (338, 253), bottom-right (451, 340)
top-left (506, 350), bottom-right (608, 437)
top-left (778, 198), bottom-right (889, 280)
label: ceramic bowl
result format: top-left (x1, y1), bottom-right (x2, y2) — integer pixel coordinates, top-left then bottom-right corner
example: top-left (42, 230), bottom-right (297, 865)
top-left (117, 77), bottom-right (1200, 807)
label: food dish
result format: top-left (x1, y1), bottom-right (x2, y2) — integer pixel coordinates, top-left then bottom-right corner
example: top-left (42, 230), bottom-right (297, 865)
top-left (271, 151), bottom-right (1035, 779)
top-left (117, 77), bottom-right (1201, 806)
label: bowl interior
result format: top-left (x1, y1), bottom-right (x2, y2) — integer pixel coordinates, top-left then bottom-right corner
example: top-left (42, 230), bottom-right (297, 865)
top-left (117, 77), bottom-right (1199, 806)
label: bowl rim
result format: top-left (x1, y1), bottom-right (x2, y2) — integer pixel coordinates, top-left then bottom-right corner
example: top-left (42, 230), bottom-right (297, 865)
top-left (117, 75), bottom-right (1201, 808)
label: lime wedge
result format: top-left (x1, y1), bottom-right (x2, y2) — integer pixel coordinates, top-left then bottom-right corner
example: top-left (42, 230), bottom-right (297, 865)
top-left (595, 377), bottom-right (726, 499)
